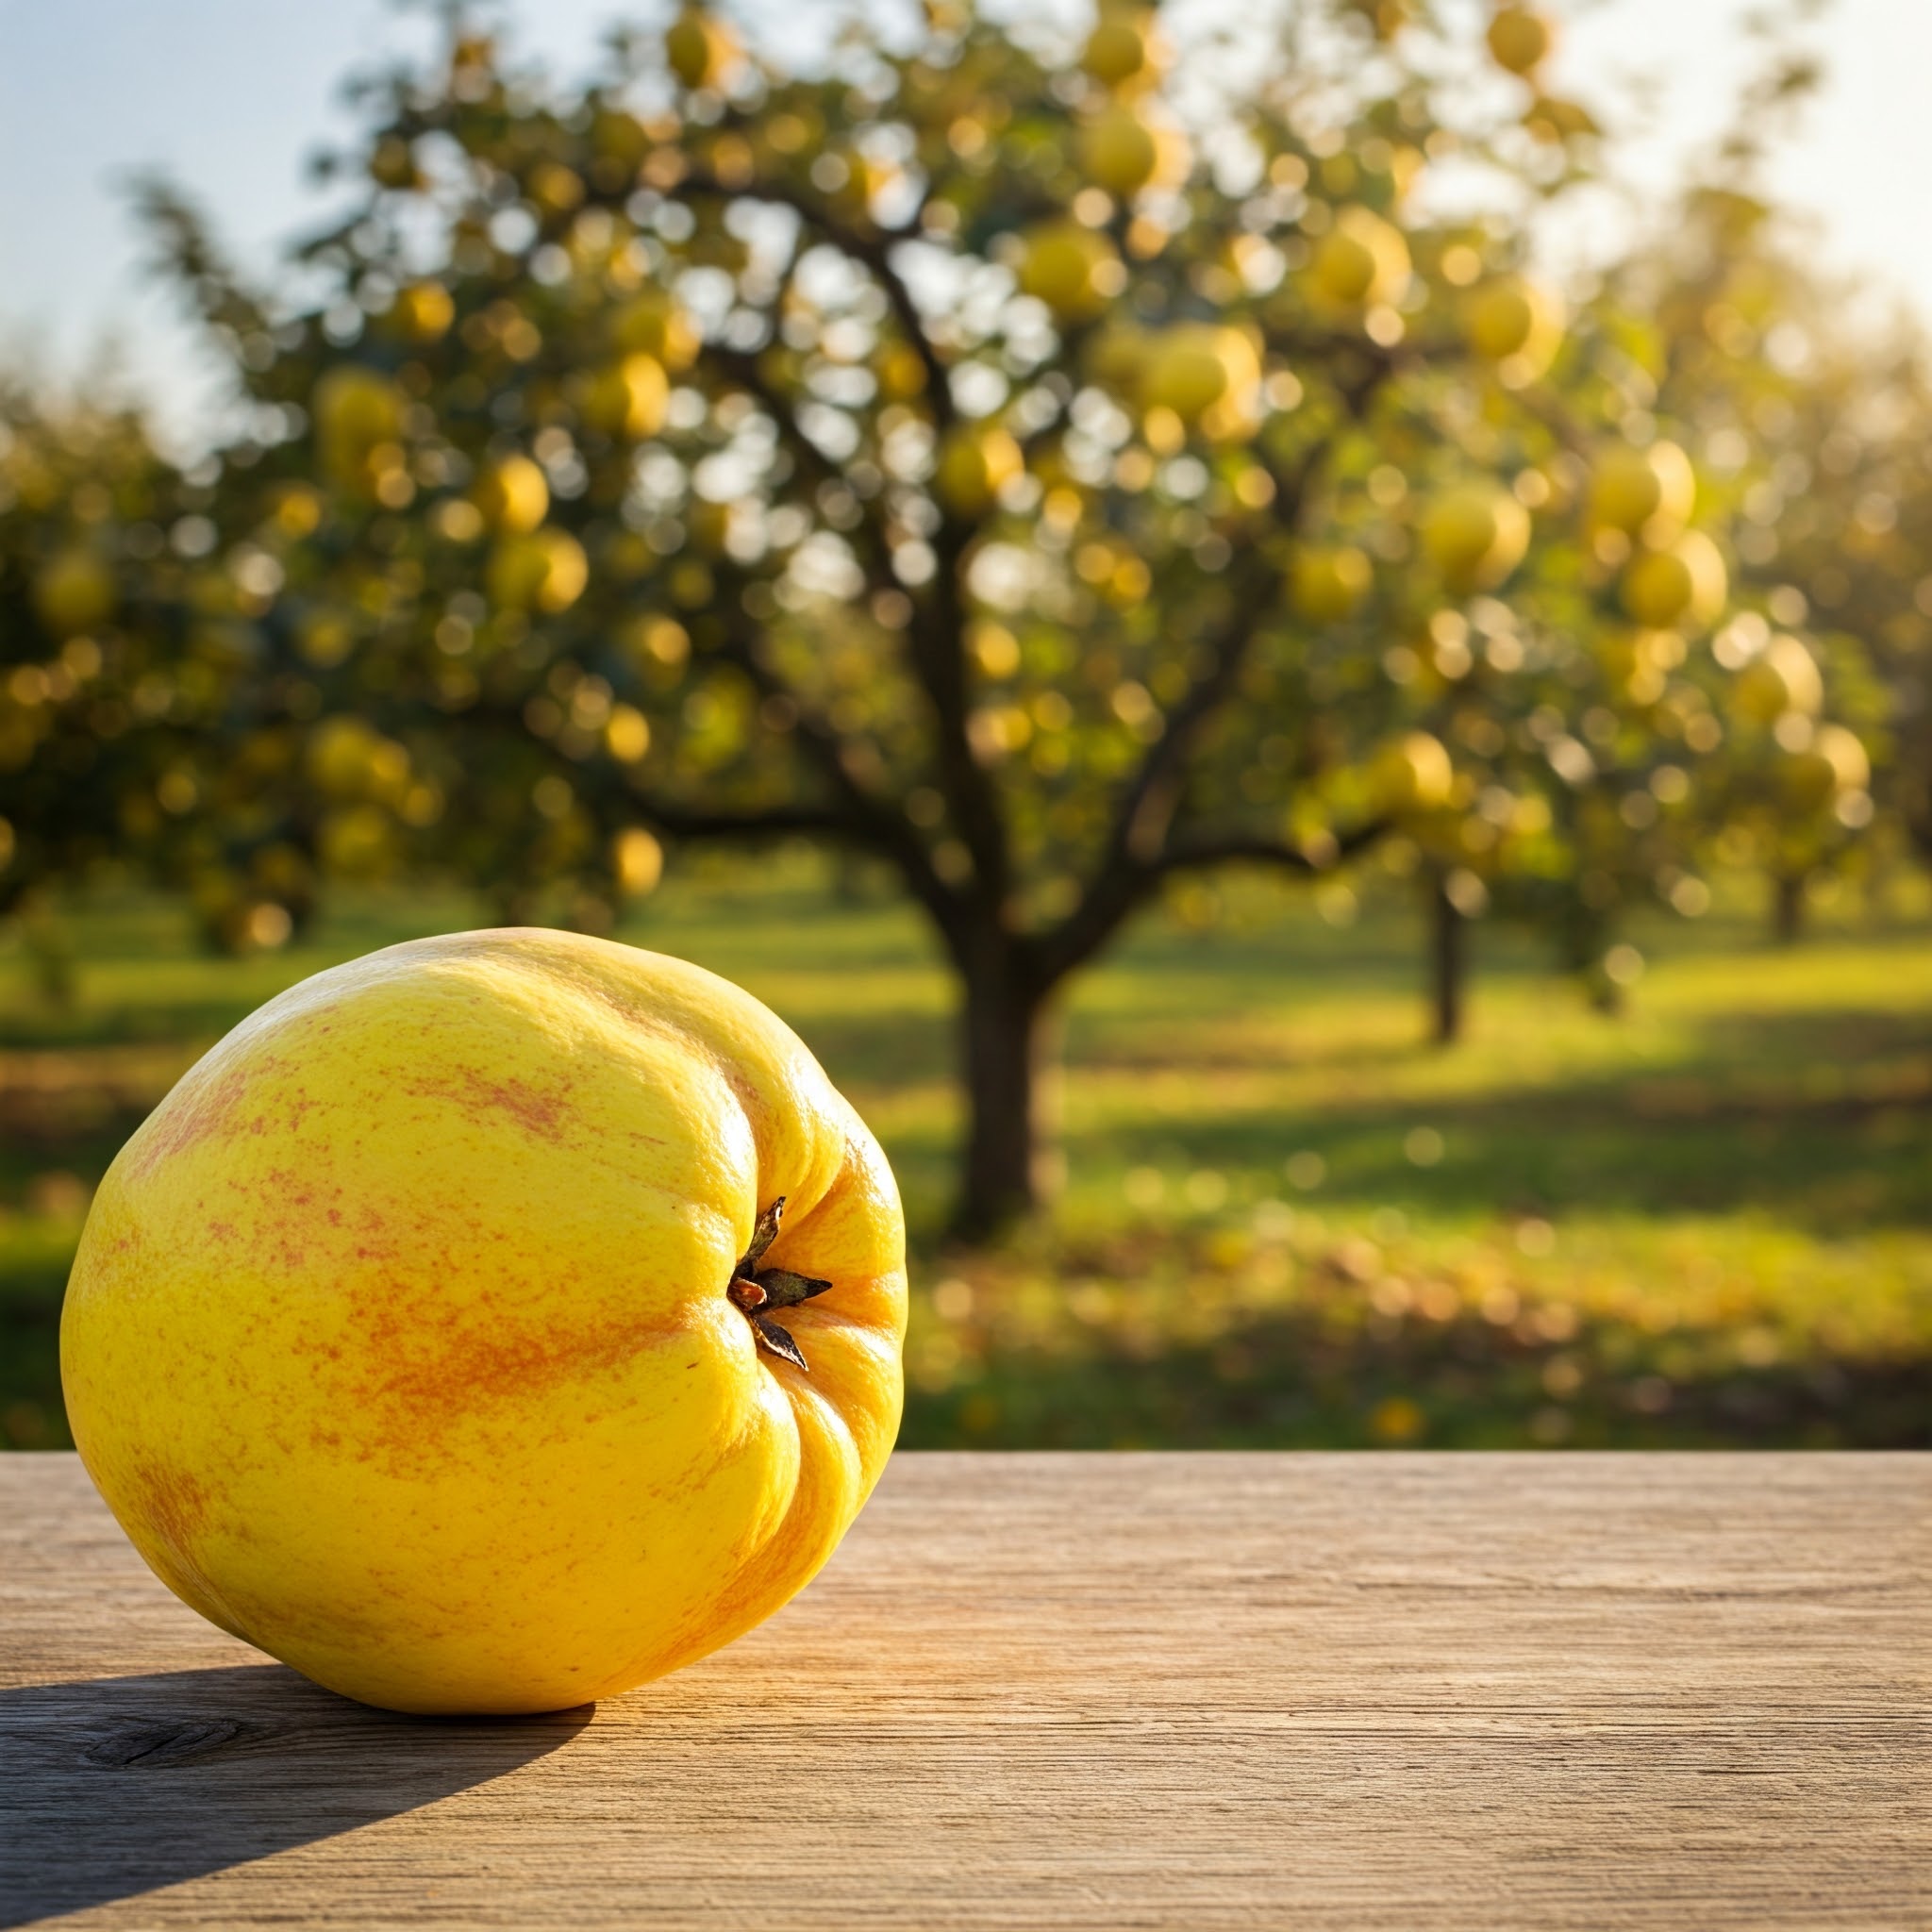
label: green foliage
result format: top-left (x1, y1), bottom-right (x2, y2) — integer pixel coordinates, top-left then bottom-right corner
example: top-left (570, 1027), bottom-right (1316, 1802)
top-left (0, 387), bottom-right (192, 921)
top-left (128, 2), bottom-right (1766, 951)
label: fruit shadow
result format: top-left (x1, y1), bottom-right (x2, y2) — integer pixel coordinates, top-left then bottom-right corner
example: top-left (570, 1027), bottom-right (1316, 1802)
top-left (0, 1662), bottom-right (590, 1926)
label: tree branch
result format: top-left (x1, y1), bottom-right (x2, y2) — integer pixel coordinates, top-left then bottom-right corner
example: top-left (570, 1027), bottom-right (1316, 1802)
top-left (1038, 435), bottom-right (1338, 987)
top-left (703, 342), bottom-right (897, 586)
top-left (681, 200), bottom-right (1006, 918)
top-left (1153, 818), bottom-right (1390, 878)
top-left (709, 623), bottom-right (972, 948)
top-left (910, 519), bottom-right (1013, 913)
top-left (680, 166), bottom-right (955, 433)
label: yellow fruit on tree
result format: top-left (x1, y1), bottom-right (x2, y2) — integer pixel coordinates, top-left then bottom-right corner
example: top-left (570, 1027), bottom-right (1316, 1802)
top-left (1598, 627), bottom-right (1676, 700)
top-left (1421, 482), bottom-right (1531, 592)
top-left (1590, 441), bottom-right (1696, 540)
top-left (612, 826), bottom-right (664, 895)
top-left (1814, 722), bottom-right (1870, 794)
top-left (1621, 531), bottom-right (1727, 631)
top-left (1139, 324), bottom-right (1260, 426)
top-left (306, 717), bottom-right (408, 804)
top-left (1487, 5), bottom-right (1555, 75)
top-left (612, 291), bottom-right (701, 371)
top-left (935, 425), bottom-right (1023, 515)
top-left (877, 341), bottom-right (928, 399)
top-left (605, 705), bottom-right (652, 764)
top-left (1082, 8), bottom-right (1165, 91)
top-left (591, 107), bottom-right (651, 171)
top-left (473, 455), bottom-right (551, 535)
top-left (1370, 732), bottom-right (1454, 815)
top-left (312, 367), bottom-right (404, 484)
top-left (529, 163), bottom-right (584, 216)
top-left (1312, 207), bottom-right (1409, 308)
top-left (392, 282), bottom-right (455, 342)
top-left (1465, 275), bottom-right (1564, 374)
top-left (61, 931), bottom-right (907, 1713)
top-left (32, 547), bottom-right (116, 638)
top-left (488, 528), bottom-right (590, 613)
top-left (273, 484), bottom-right (324, 540)
top-left (580, 355), bottom-right (670, 441)
top-left (1017, 221), bottom-right (1119, 319)
top-left (316, 804), bottom-right (397, 878)
top-left (1733, 633), bottom-right (1823, 723)
top-left (1778, 724), bottom-right (1868, 814)
top-left (1291, 545), bottom-right (1373, 625)
top-left (666, 6), bottom-right (738, 90)
top-left (365, 734), bottom-right (411, 807)
top-left (296, 610), bottom-right (355, 669)
top-left (1077, 102), bottom-right (1189, 196)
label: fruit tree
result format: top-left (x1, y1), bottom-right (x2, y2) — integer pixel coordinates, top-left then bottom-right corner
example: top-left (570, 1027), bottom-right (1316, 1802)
top-left (143, 0), bottom-right (1837, 1232)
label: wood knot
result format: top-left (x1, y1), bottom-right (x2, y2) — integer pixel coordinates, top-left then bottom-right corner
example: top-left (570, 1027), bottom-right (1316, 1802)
top-left (83, 1716), bottom-right (275, 1769)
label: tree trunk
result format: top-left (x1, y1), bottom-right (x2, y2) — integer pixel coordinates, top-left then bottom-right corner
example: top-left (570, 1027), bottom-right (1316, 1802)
top-left (1773, 871), bottom-right (1807, 945)
top-left (1427, 869), bottom-right (1465, 1047)
top-left (953, 963), bottom-right (1051, 1241)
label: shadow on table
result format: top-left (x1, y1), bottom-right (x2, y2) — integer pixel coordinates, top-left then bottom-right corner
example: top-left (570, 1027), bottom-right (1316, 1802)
top-left (0, 1663), bottom-right (591, 1926)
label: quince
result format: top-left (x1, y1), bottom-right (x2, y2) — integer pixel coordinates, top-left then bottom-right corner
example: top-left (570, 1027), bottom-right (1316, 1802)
top-left (667, 7), bottom-right (738, 90)
top-left (1590, 441), bottom-right (1695, 541)
top-left (1290, 545), bottom-right (1372, 625)
top-left (936, 424), bottom-right (1024, 515)
top-left (1082, 7), bottom-right (1165, 92)
top-left (488, 528), bottom-right (589, 612)
top-left (1371, 731), bottom-right (1454, 815)
top-left (1779, 724), bottom-right (1867, 812)
top-left (579, 355), bottom-right (670, 441)
top-left (1311, 207), bottom-right (1409, 308)
top-left (1078, 103), bottom-right (1190, 197)
top-left (1734, 634), bottom-right (1823, 723)
top-left (1018, 221), bottom-right (1120, 320)
top-left (312, 367), bottom-right (405, 489)
top-left (1621, 530), bottom-right (1727, 631)
top-left (1465, 275), bottom-right (1564, 376)
top-left (1421, 482), bottom-right (1530, 591)
top-left (62, 933), bottom-right (908, 1713)
top-left (33, 548), bottom-right (116, 638)
top-left (1488, 5), bottom-right (1555, 76)
top-left (473, 455), bottom-right (551, 536)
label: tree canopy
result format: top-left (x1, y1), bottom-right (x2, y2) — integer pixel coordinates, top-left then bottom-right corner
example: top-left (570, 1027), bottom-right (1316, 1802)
top-left (2, 0), bottom-right (1911, 1233)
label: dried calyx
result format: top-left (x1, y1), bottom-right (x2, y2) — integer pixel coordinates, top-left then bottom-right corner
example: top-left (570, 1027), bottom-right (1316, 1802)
top-left (727, 1196), bottom-right (832, 1370)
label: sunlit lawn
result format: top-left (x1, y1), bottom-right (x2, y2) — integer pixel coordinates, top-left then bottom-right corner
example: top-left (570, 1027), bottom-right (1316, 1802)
top-left (2, 863), bottom-right (1928, 1450)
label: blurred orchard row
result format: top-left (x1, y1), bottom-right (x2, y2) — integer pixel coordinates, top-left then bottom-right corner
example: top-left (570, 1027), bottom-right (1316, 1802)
top-left (1, 0), bottom-right (1927, 1235)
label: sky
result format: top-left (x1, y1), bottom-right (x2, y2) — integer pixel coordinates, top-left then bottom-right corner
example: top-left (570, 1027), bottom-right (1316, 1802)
top-left (2, 0), bottom-right (1926, 449)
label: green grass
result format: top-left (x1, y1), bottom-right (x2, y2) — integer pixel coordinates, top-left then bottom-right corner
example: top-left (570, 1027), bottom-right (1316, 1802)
top-left (2, 866), bottom-right (1928, 1450)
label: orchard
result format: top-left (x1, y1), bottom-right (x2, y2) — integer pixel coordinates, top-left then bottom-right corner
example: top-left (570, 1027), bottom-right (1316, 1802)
top-left (3, 0), bottom-right (1910, 1235)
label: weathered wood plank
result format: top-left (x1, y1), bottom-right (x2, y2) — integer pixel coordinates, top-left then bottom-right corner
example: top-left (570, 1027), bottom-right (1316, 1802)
top-left (1, 1453), bottom-right (1925, 1930)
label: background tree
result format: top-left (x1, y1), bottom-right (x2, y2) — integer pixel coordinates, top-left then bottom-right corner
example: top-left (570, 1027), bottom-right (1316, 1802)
top-left (1593, 54), bottom-right (1904, 944)
top-left (135, 0), bottom-right (1864, 1230)
top-left (0, 382), bottom-right (221, 992)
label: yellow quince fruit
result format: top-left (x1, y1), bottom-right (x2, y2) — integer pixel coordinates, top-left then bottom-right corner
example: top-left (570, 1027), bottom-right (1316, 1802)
top-left (62, 932), bottom-right (908, 1714)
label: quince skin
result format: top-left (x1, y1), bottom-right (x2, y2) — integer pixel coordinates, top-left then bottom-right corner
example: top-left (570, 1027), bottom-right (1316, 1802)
top-left (62, 930), bottom-right (907, 1714)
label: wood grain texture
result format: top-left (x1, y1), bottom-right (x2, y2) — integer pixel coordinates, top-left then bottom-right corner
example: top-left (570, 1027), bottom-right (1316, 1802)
top-left (1, 1452), bottom-right (1926, 1930)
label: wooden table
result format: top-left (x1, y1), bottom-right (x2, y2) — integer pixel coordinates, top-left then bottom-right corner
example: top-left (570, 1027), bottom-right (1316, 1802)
top-left (2, 1453), bottom-right (1925, 1930)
